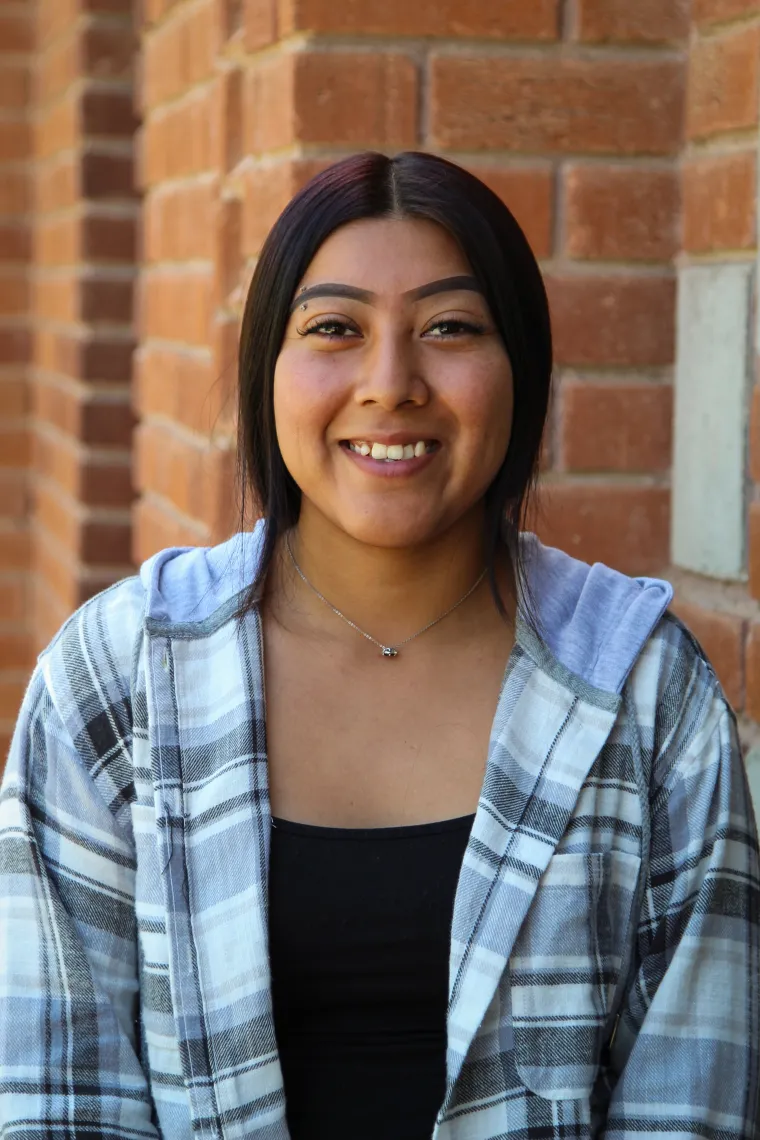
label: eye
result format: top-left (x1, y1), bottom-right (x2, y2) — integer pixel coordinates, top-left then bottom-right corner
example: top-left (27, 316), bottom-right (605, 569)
top-left (298, 317), bottom-right (361, 340)
top-left (423, 319), bottom-right (486, 338)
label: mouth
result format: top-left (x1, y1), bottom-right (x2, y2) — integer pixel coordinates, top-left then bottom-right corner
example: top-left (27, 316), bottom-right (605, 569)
top-left (340, 439), bottom-right (439, 462)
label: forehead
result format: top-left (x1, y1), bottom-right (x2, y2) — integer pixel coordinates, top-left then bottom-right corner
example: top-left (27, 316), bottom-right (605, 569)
top-left (299, 216), bottom-right (473, 295)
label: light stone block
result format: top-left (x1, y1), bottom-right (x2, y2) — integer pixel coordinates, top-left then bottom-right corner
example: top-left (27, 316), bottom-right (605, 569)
top-left (672, 263), bottom-right (753, 579)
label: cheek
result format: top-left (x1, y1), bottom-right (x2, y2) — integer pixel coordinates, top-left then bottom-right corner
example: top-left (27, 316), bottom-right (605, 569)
top-left (449, 364), bottom-right (514, 462)
top-left (273, 354), bottom-right (346, 454)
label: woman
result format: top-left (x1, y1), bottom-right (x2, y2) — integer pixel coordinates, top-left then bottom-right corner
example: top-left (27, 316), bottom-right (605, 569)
top-left (0, 151), bottom-right (757, 1140)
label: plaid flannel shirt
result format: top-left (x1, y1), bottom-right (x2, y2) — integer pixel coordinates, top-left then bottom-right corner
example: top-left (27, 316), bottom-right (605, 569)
top-left (0, 537), bottom-right (758, 1139)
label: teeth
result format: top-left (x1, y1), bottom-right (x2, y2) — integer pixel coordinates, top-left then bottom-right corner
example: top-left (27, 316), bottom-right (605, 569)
top-left (349, 440), bottom-right (432, 461)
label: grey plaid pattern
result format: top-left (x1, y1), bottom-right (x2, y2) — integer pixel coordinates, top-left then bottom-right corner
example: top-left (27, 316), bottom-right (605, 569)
top-left (0, 554), bottom-right (758, 1139)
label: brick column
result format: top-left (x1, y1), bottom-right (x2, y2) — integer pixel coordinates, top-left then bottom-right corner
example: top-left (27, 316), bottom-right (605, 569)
top-left (31, 0), bottom-right (139, 647)
top-left (0, 1), bottom-right (34, 760)
top-left (668, 1), bottom-right (760, 736)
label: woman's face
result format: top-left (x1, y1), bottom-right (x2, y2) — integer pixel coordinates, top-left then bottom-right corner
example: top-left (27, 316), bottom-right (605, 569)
top-left (273, 216), bottom-right (514, 549)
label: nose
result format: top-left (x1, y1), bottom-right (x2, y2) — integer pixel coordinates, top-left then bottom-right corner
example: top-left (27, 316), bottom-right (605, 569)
top-left (352, 326), bottom-right (429, 411)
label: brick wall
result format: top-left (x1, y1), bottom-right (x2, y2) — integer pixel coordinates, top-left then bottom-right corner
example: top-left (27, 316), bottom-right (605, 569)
top-left (669, 0), bottom-right (760, 739)
top-left (0, 0), bottom-right (33, 761)
top-left (31, 0), bottom-right (138, 649)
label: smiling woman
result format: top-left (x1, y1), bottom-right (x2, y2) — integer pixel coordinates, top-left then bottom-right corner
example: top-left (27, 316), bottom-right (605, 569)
top-left (0, 153), bottom-right (758, 1140)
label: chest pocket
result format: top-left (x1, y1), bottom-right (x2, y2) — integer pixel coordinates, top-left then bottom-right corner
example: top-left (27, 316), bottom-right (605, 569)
top-left (508, 850), bottom-right (641, 1100)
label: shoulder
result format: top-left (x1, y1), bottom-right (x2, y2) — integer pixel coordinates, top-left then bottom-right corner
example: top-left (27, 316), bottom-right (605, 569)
top-left (625, 608), bottom-right (736, 799)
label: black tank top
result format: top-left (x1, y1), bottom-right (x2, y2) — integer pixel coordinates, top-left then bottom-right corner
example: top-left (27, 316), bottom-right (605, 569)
top-left (268, 813), bottom-right (474, 1140)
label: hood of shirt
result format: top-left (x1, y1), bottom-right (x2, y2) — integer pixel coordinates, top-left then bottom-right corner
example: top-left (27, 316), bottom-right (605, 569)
top-left (139, 521), bottom-right (673, 697)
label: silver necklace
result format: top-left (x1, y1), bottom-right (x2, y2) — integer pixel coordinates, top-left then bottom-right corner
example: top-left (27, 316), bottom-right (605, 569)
top-left (285, 533), bottom-right (488, 658)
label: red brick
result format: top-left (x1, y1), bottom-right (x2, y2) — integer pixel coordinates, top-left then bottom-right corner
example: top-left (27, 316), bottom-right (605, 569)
top-left (81, 273), bottom-right (134, 322)
top-left (0, 223), bottom-right (31, 263)
top-left (214, 197), bottom-right (243, 304)
top-left (36, 214), bottom-right (135, 266)
top-left (669, 600), bottom-right (744, 710)
top-left (36, 98), bottom-right (80, 158)
top-left (0, 120), bottom-right (29, 162)
top-left (693, 0), bottom-right (760, 25)
top-left (142, 0), bottom-right (216, 108)
top-left (749, 501), bottom-right (760, 600)
top-left (214, 67), bottom-right (243, 174)
top-left (35, 481), bottom-right (131, 565)
top-left (82, 87), bottom-right (138, 138)
top-left (32, 380), bottom-right (134, 447)
top-left (564, 165), bottom-right (679, 262)
top-left (536, 481), bottom-right (670, 575)
top-left (0, 676), bottom-right (28, 722)
top-left (0, 329), bottom-right (31, 366)
top-left (243, 0), bottom-right (278, 49)
top-left (132, 495), bottom-right (207, 564)
top-left (0, 632), bottom-right (34, 671)
top-left (683, 151), bottom-right (757, 252)
top-left (140, 87), bottom-right (219, 183)
top-left (576, 0), bottom-right (689, 42)
top-left (281, 0), bottom-right (560, 39)
top-left (0, 12), bottom-right (34, 53)
top-left (746, 621), bottom-right (760, 720)
top-left (294, 51), bottom-right (418, 149)
top-left (0, 61), bottom-right (31, 112)
top-left (83, 23), bottom-right (136, 83)
top-left (547, 275), bottom-right (676, 367)
top-left (34, 328), bottom-right (134, 384)
top-left (0, 429), bottom-right (30, 469)
top-left (83, 214), bottom-right (137, 262)
top-left (0, 168), bottom-right (29, 215)
top-left (241, 157), bottom-right (328, 255)
top-left (0, 527), bottom-right (29, 573)
top-left (136, 269), bottom-right (214, 346)
top-left (687, 25), bottom-right (760, 140)
top-left (82, 150), bottom-right (137, 199)
top-left (0, 379), bottom-right (28, 419)
top-left (143, 179), bottom-right (218, 262)
top-left (134, 421), bottom-right (208, 518)
top-left (560, 381), bottom-right (672, 473)
top-left (0, 475), bottom-right (28, 519)
top-left (0, 579), bottom-right (29, 625)
top-left (0, 270), bottom-right (28, 317)
top-left (430, 56), bottom-right (684, 155)
top-left (35, 213), bottom-right (135, 266)
top-left (33, 429), bottom-right (132, 508)
top-left (468, 165), bottom-right (554, 258)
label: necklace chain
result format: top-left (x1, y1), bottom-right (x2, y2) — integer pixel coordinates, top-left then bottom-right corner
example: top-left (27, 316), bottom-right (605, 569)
top-left (285, 533), bottom-right (487, 658)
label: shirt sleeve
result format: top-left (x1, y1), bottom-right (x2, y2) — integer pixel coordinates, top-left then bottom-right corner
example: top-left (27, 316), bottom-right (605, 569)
top-left (0, 664), bottom-right (160, 1138)
top-left (603, 677), bottom-right (760, 1139)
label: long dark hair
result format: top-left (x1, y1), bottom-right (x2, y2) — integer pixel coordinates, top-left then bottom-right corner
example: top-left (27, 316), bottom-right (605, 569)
top-left (237, 151), bottom-right (552, 623)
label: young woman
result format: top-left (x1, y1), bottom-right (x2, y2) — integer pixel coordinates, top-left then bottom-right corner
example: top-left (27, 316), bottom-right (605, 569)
top-left (1, 151), bottom-right (758, 1140)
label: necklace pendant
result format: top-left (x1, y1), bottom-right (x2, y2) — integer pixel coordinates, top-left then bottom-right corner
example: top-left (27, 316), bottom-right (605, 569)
top-left (381, 646), bottom-right (398, 658)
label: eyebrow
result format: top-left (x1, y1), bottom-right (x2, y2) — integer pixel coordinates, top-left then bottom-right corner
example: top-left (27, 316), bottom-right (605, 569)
top-left (289, 274), bottom-right (482, 314)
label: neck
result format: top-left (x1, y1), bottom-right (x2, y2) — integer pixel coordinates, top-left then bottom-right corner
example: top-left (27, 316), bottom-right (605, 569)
top-left (268, 504), bottom-right (513, 649)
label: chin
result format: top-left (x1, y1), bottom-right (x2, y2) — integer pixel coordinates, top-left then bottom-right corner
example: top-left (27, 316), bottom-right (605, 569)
top-left (336, 512), bottom-right (447, 551)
